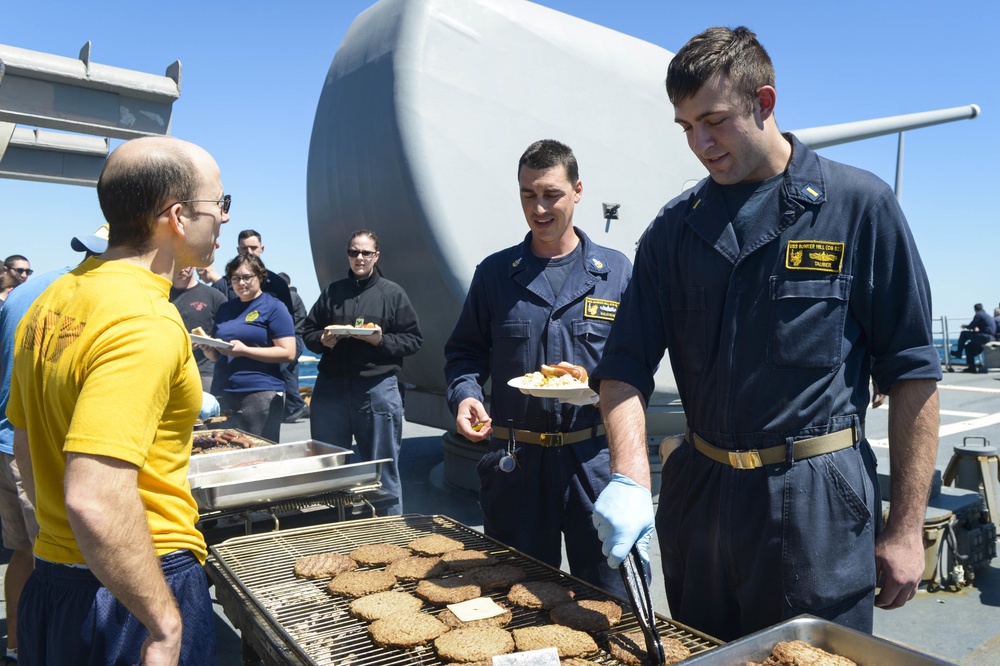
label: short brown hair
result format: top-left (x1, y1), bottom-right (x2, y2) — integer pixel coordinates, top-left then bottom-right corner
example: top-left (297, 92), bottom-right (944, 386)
top-left (666, 26), bottom-right (775, 112)
top-left (225, 253), bottom-right (267, 281)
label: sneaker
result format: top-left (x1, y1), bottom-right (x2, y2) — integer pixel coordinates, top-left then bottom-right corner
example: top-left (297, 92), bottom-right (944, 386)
top-left (283, 403), bottom-right (311, 423)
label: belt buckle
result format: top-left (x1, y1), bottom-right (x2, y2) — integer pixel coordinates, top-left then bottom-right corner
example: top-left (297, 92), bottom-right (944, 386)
top-left (728, 449), bottom-right (762, 470)
top-left (539, 432), bottom-right (563, 447)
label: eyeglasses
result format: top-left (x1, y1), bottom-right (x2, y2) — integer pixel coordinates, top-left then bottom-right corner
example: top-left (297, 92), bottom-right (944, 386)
top-left (7, 267), bottom-right (33, 276)
top-left (157, 194), bottom-right (231, 217)
top-left (231, 273), bottom-right (260, 284)
top-left (347, 249), bottom-right (377, 258)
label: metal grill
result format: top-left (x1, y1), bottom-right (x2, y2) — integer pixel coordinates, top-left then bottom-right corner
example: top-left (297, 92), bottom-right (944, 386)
top-left (209, 515), bottom-right (722, 665)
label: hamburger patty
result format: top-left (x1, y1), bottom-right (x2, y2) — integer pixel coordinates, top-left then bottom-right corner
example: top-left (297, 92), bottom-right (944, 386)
top-left (607, 630), bottom-right (691, 666)
top-left (466, 563), bottom-right (527, 591)
top-left (748, 640), bottom-right (857, 666)
top-left (507, 581), bottom-right (575, 610)
top-left (349, 543), bottom-right (411, 566)
top-left (386, 555), bottom-right (446, 580)
top-left (549, 599), bottom-right (623, 632)
top-left (408, 534), bottom-right (465, 556)
top-left (368, 612), bottom-right (450, 649)
top-left (512, 625), bottom-right (599, 659)
top-left (414, 576), bottom-right (482, 605)
top-left (434, 627), bottom-right (515, 663)
top-left (293, 552), bottom-right (357, 580)
top-left (326, 570), bottom-right (397, 598)
top-left (348, 590), bottom-right (423, 621)
top-left (437, 601), bottom-right (513, 629)
top-left (440, 549), bottom-right (499, 571)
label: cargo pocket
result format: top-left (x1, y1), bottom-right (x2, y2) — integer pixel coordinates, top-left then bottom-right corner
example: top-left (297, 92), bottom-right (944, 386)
top-left (491, 320), bottom-right (531, 371)
top-left (661, 287), bottom-right (706, 374)
top-left (767, 275), bottom-right (851, 370)
top-left (782, 447), bottom-right (876, 614)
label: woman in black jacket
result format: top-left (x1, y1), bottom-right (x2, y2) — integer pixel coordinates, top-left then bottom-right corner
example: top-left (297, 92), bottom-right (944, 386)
top-left (301, 230), bottom-right (423, 515)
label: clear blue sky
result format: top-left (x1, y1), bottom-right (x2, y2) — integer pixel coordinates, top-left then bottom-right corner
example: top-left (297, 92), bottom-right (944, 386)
top-left (1, 0), bottom-right (996, 324)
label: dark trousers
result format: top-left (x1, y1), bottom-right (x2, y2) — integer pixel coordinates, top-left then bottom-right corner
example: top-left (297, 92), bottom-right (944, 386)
top-left (310, 373), bottom-right (403, 514)
top-left (221, 390), bottom-right (284, 442)
top-left (18, 551), bottom-right (215, 665)
top-left (656, 432), bottom-right (880, 641)
top-left (477, 435), bottom-right (626, 599)
top-left (283, 336), bottom-right (307, 415)
top-left (956, 330), bottom-right (989, 367)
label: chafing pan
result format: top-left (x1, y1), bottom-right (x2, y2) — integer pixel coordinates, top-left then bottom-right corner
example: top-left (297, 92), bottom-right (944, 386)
top-left (188, 439), bottom-right (351, 476)
top-left (188, 441), bottom-right (386, 511)
top-left (681, 615), bottom-right (953, 665)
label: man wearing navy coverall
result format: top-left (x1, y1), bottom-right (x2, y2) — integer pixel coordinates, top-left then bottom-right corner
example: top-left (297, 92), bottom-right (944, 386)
top-left (590, 27), bottom-right (941, 641)
top-left (445, 140), bottom-right (632, 595)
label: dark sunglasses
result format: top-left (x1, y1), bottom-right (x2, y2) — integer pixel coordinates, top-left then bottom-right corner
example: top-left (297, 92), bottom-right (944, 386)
top-left (347, 249), bottom-right (377, 258)
top-left (7, 267), bottom-right (33, 276)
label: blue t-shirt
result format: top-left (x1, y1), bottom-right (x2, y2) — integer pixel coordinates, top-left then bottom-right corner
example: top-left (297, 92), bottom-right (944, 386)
top-left (211, 293), bottom-right (295, 393)
top-left (1, 268), bottom-right (72, 455)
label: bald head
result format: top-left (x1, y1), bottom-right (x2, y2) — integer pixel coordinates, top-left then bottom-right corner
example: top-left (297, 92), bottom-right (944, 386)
top-left (97, 137), bottom-right (215, 252)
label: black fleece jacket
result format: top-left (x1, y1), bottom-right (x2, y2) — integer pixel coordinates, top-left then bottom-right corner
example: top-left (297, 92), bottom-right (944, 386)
top-left (302, 269), bottom-right (422, 378)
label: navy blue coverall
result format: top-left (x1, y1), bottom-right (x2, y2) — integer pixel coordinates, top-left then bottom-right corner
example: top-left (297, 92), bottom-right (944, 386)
top-left (592, 135), bottom-right (942, 640)
top-left (445, 229), bottom-right (631, 594)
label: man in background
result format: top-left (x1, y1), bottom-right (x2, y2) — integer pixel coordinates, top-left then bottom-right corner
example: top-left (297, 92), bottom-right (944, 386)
top-left (7, 136), bottom-right (227, 664)
top-left (952, 303), bottom-right (996, 372)
top-left (171, 266), bottom-right (227, 390)
top-left (0, 224), bottom-right (106, 663)
top-left (2, 256), bottom-right (32, 285)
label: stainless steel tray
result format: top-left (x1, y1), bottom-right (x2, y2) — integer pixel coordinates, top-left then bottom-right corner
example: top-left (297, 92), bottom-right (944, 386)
top-left (188, 439), bottom-right (351, 476)
top-left (188, 442), bottom-right (386, 510)
top-left (682, 615), bottom-right (953, 665)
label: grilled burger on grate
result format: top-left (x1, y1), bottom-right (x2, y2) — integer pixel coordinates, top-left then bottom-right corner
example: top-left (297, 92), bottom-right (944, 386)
top-left (507, 581), bottom-right (575, 609)
top-left (414, 576), bottom-right (482, 604)
top-left (440, 549), bottom-right (499, 571)
top-left (434, 627), bottom-right (515, 663)
top-left (512, 625), bottom-right (599, 658)
top-left (607, 630), bottom-right (691, 665)
top-left (386, 555), bottom-right (447, 580)
top-left (348, 590), bottom-right (423, 621)
top-left (549, 599), bottom-right (623, 632)
top-left (349, 543), bottom-right (411, 566)
top-left (560, 660), bottom-right (601, 666)
top-left (293, 552), bottom-right (357, 579)
top-left (368, 612), bottom-right (450, 648)
top-left (326, 569), bottom-right (397, 598)
top-left (466, 563), bottom-right (527, 591)
top-left (408, 534), bottom-right (466, 555)
top-left (437, 601), bottom-right (513, 629)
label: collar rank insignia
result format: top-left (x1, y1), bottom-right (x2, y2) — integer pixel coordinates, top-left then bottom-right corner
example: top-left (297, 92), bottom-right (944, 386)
top-left (512, 256), bottom-right (522, 268)
top-left (801, 184), bottom-right (822, 201)
top-left (590, 258), bottom-right (604, 270)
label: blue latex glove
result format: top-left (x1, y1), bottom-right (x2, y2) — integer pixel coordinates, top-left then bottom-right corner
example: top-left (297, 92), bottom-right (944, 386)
top-left (593, 472), bottom-right (655, 569)
top-left (199, 392), bottom-right (221, 420)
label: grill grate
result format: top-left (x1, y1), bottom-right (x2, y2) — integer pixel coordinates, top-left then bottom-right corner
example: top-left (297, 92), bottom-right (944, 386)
top-left (210, 515), bottom-right (721, 665)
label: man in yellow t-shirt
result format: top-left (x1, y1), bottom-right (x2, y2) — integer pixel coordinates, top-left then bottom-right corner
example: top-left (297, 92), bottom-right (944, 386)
top-left (6, 136), bottom-right (229, 665)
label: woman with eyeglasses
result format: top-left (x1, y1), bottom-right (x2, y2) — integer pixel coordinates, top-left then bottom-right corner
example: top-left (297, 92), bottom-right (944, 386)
top-left (197, 253), bottom-right (296, 442)
top-left (301, 230), bottom-right (423, 515)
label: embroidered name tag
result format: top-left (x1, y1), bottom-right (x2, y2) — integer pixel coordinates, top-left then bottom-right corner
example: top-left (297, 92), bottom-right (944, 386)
top-left (584, 297), bottom-right (618, 321)
top-left (785, 240), bottom-right (844, 273)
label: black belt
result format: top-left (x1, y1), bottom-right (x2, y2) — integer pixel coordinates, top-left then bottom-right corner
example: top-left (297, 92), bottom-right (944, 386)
top-left (492, 425), bottom-right (605, 447)
top-left (688, 427), bottom-right (858, 469)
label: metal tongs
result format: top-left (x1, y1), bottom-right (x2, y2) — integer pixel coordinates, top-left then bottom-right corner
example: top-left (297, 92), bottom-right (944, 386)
top-left (619, 545), bottom-right (665, 666)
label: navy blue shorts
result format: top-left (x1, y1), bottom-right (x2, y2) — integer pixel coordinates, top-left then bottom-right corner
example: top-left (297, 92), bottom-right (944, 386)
top-left (18, 550), bottom-right (216, 665)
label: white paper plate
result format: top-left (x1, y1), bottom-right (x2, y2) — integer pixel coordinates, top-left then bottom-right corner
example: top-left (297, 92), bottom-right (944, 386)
top-left (191, 334), bottom-right (235, 349)
top-left (506, 376), bottom-right (596, 401)
top-left (324, 325), bottom-right (376, 336)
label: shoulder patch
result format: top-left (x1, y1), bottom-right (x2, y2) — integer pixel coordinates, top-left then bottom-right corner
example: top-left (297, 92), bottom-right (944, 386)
top-left (785, 240), bottom-right (844, 273)
top-left (584, 297), bottom-right (618, 321)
